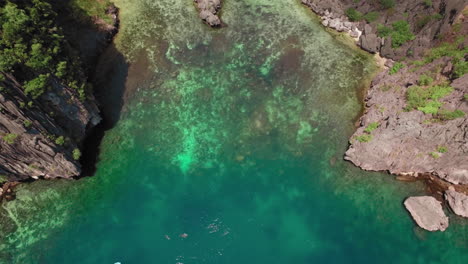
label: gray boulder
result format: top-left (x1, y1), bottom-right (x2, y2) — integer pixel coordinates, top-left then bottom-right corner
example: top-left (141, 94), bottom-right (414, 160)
top-left (445, 187), bottom-right (468, 218)
top-left (195, 0), bottom-right (222, 27)
top-left (404, 196), bottom-right (449, 231)
top-left (359, 33), bottom-right (380, 53)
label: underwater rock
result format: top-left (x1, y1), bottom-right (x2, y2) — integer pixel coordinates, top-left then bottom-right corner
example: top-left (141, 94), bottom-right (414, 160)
top-left (445, 187), bottom-right (468, 218)
top-left (404, 196), bottom-right (449, 231)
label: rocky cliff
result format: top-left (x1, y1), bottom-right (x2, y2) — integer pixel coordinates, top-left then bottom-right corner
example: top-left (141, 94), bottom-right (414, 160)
top-left (0, 1), bottom-right (118, 189)
top-left (303, 0), bottom-right (468, 231)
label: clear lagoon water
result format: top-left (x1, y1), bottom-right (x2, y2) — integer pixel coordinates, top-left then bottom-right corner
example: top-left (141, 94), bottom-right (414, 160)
top-left (0, 0), bottom-right (467, 263)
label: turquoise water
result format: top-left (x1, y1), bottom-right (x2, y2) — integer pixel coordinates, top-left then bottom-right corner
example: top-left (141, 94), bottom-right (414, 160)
top-left (1, 0), bottom-right (467, 263)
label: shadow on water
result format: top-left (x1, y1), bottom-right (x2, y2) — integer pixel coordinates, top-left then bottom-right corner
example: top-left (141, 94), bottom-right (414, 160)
top-left (81, 43), bottom-right (129, 176)
top-left (51, 0), bottom-right (130, 177)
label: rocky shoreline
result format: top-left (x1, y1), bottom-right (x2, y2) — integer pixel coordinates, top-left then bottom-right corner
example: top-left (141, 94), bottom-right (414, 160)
top-left (303, 0), bottom-right (468, 231)
top-left (0, 2), bottom-right (120, 198)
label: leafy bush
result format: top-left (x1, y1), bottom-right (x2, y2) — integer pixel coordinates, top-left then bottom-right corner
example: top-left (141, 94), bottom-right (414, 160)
top-left (389, 62), bottom-right (404, 75)
top-left (390, 21), bottom-right (415, 47)
top-left (23, 120), bottom-right (32, 128)
top-left (438, 109), bottom-right (465, 120)
top-left (24, 74), bottom-right (49, 99)
top-left (377, 24), bottom-right (392, 37)
top-left (364, 122), bottom-right (380, 133)
top-left (377, 21), bottom-right (415, 48)
top-left (423, 40), bottom-right (468, 77)
top-left (432, 13), bottom-right (443, 20)
top-left (380, 0), bottom-right (395, 9)
top-left (429, 152), bottom-right (440, 158)
top-left (3, 133), bottom-right (18, 144)
top-left (418, 74), bottom-right (433, 86)
top-left (423, 0), bottom-right (432, 7)
top-left (405, 85), bottom-right (453, 113)
top-left (345, 8), bottom-right (363, 21)
top-left (437, 146), bottom-right (447, 153)
top-left (55, 136), bottom-right (65, 145)
top-left (73, 148), bottom-right (81, 160)
top-left (417, 100), bottom-right (442, 114)
top-left (0, 0), bottom-right (91, 99)
top-left (364, 12), bottom-right (379, 23)
top-left (355, 134), bottom-right (373, 143)
top-left (0, 174), bottom-right (7, 183)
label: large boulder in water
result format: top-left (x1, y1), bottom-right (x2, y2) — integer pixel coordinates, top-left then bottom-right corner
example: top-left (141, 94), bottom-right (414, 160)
top-left (404, 196), bottom-right (449, 232)
top-left (195, 0), bottom-right (222, 27)
top-left (445, 187), bottom-right (468, 218)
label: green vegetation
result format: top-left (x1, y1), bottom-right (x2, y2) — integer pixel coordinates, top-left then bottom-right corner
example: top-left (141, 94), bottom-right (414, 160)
top-left (416, 14), bottom-right (444, 30)
top-left (423, 0), bottom-right (432, 7)
top-left (70, 0), bottom-right (113, 25)
top-left (423, 38), bottom-right (468, 78)
top-left (464, 94), bottom-right (468, 101)
top-left (345, 8), bottom-right (363, 22)
top-left (2, 133), bottom-right (18, 144)
top-left (24, 74), bottom-right (49, 99)
top-left (345, 8), bottom-right (379, 23)
top-left (438, 109), bottom-right (465, 120)
top-left (355, 121), bottom-right (381, 143)
top-left (72, 148), bottom-right (81, 160)
top-left (429, 152), bottom-right (440, 158)
top-left (380, 0), bottom-right (395, 9)
top-left (23, 120), bottom-right (32, 128)
top-left (364, 122), bottom-right (380, 133)
top-left (55, 136), bottom-right (65, 145)
top-left (378, 21), bottom-right (415, 48)
top-left (437, 146), bottom-right (447, 153)
top-left (355, 134), bottom-right (373, 143)
top-left (363, 12), bottom-right (379, 23)
top-left (0, 174), bottom-right (7, 183)
top-left (405, 84), bottom-right (453, 114)
top-left (389, 62), bottom-right (404, 75)
top-left (0, 0), bottom-right (93, 100)
top-left (418, 74), bottom-right (433, 86)
top-left (405, 84), bottom-right (465, 120)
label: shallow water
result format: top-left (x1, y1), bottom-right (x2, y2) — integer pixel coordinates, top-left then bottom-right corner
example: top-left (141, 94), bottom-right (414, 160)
top-left (0, 0), bottom-right (467, 263)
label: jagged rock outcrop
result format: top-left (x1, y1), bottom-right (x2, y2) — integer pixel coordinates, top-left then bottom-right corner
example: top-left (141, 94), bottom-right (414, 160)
top-left (445, 187), bottom-right (468, 217)
top-left (344, 59), bottom-right (468, 185)
top-left (194, 0), bottom-right (222, 27)
top-left (404, 196), bottom-right (449, 231)
top-left (0, 73), bottom-right (100, 180)
top-left (0, 3), bottom-right (119, 183)
top-left (302, 0), bottom-right (468, 60)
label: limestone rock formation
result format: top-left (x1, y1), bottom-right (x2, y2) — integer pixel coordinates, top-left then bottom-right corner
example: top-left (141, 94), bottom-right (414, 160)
top-left (445, 187), bottom-right (468, 217)
top-left (404, 196), bottom-right (449, 231)
top-left (344, 58), bottom-right (468, 184)
top-left (0, 73), bottom-right (100, 180)
top-left (195, 0), bottom-right (222, 27)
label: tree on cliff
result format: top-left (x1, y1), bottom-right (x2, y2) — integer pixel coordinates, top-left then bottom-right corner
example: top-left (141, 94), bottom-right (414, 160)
top-left (0, 0), bottom-right (89, 100)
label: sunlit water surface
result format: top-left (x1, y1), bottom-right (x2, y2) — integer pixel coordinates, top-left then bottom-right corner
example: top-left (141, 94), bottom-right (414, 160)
top-left (0, 0), bottom-right (467, 263)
